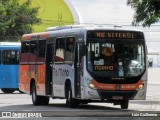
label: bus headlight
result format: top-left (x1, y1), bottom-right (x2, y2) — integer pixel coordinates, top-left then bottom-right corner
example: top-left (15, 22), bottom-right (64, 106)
top-left (85, 77), bottom-right (96, 89)
top-left (139, 84), bottom-right (144, 90)
top-left (89, 83), bottom-right (95, 89)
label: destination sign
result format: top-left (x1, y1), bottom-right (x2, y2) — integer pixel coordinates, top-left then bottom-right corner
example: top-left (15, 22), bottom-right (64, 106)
top-left (94, 65), bottom-right (114, 71)
top-left (96, 32), bottom-right (134, 39)
top-left (87, 31), bottom-right (144, 39)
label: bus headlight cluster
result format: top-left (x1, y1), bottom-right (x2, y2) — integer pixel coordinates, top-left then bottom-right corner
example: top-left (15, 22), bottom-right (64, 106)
top-left (85, 77), bottom-right (96, 89)
top-left (89, 83), bottom-right (96, 89)
top-left (139, 84), bottom-right (144, 90)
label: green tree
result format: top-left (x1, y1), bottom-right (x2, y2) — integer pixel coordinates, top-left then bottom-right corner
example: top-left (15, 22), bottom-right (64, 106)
top-left (0, 0), bottom-right (41, 41)
top-left (127, 0), bottom-right (160, 27)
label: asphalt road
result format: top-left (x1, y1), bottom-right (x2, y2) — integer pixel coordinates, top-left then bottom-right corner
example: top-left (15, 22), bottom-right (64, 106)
top-left (0, 68), bottom-right (160, 119)
top-left (0, 84), bottom-right (160, 119)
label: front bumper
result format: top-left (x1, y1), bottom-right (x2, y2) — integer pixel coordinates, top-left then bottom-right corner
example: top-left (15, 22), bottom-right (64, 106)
top-left (98, 90), bottom-right (138, 100)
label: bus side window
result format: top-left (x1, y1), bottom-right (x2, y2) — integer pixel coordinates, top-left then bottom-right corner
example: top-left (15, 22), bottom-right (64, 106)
top-left (2, 51), bottom-right (9, 64)
top-left (65, 37), bottom-right (75, 62)
top-left (55, 38), bottom-right (65, 63)
top-left (2, 51), bottom-right (10, 64)
top-left (21, 41), bottom-right (30, 63)
top-left (2, 50), bottom-right (19, 64)
top-left (29, 41), bottom-right (38, 62)
top-left (10, 51), bottom-right (19, 64)
top-left (38, 40), bottom-right (46, 63)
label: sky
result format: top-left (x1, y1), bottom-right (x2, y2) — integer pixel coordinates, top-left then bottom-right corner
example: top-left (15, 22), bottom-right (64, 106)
top-left (70, 0), bottom-right (135, 25)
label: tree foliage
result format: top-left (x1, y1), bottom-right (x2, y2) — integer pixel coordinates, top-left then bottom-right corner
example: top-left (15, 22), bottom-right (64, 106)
top-left (127, 0), bottom-right (160, 27)
top-left (0, 0), bottom-right (41, 40)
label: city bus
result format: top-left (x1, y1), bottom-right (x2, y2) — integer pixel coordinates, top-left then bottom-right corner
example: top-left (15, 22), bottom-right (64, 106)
top-left (19, 25), bottom-right (147, 109)
top-left (0, 42), bottom-right (20, 93)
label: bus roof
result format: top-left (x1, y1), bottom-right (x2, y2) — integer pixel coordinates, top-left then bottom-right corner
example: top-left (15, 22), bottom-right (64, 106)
top-left (21, 25), bottom-right (143, 41)
top-left (45, 25), bottom-right (142, 32)
top-left (21, 32), bottom-right (49, 41)
top-left (0, 42), bottom-right (21, 46)
top-left (0, 42), bottom-right (20, 50)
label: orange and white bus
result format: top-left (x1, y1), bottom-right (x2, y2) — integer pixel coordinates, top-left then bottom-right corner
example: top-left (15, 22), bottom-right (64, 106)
top-left (19, 25), bottom-right (147, 109)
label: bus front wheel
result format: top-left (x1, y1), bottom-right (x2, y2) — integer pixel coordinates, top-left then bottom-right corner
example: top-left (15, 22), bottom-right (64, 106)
top-left (66, 87), bottom-right (77, 108)
top-left (121, 100), bottom-right (129, 109)
top-left (31, 83), bottom-right (49, 106)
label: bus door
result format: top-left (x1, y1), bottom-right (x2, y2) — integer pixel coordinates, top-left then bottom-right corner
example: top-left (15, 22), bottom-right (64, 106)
top-left (75, 42), bottom-right (84, 97)
top-left (46, 43), bottom-right (55, 95)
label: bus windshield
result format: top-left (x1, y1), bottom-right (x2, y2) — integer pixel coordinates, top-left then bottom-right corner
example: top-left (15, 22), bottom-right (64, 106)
top-left (87, 41), bottom-right (145, 78)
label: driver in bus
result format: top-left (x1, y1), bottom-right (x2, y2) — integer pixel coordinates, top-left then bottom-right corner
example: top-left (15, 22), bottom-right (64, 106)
top-left (102, 47), bottom-right (114, 65)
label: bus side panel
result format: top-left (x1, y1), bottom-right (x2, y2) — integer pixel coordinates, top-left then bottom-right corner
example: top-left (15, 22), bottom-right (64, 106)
top-left (82, 70), bottom-right (100, 100)
top-left (52, 64), bottom-right (74, 97)
top-left (133, 71), bottom-right (148, 100)
top-left (37, 64), bottom-right (46, 95)
top-left (19, 65), bottom-right (30, 94)
top-left (133, 47), bottom-right (148, 100)
top-left (0, 65), bottom-right (19, 88)
top-left (19, 64), bottom-right (46, 95)
top-left (0, 67), bottom-right (2, 87)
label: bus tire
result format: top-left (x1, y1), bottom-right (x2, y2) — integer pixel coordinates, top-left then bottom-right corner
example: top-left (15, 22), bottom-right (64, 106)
top-left (1, 88), bottom-right (15, 93)
top-left (31, 83), bottom-right (49, 106)
top-left (121, 100), bottom-right (129, 109)
top-left (31, 83), bottom-right (40, 105)
top-left (80, 101), bottom-right (88, 105)
top-left (40, 96), bottom-right (50, 105)
top-left (66, 87), bottom-right (77, 108)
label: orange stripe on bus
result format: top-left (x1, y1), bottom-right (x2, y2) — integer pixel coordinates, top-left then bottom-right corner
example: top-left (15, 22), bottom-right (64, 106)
top-left (120, 80), bottom-right (142, 90)
top-left (21, 32), bottom-right (49, 40)
top-left (21, 34), bottom-right (32, 40)
top-left (91, 79), bottom-right (143, 91)
top-left (39, 33), bottom-right (49, 39)
top-left (91, 80), bottom-right (116, 90)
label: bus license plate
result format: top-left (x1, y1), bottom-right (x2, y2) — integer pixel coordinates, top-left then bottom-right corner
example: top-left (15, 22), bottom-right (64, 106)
top-left (112, 96), bottom-right (123, 100)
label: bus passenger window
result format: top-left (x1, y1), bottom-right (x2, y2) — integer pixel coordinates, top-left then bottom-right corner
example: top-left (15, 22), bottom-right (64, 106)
top-left (21, 42), bottom-right (30, 63)
top-left (29, 41), bottom-right (37, 62)
top-left (2, 50), bottom-right (19, 64)
top-left (2, 51), bottom-right (9, 64)
top-left (38, 40), bottom-right (46, 62)
top-left (55, 38), bottom-right (65, 62)
top-left (65, 37), bottom-right (75, 62)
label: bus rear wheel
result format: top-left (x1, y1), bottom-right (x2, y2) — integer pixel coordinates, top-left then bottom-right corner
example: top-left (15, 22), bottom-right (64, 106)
top-left (31, 83), bottom-right (49, 106)
top-left (120, 100), bottom-right (129, 109)
top-left (1, 88), bottom-right (15, 93)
